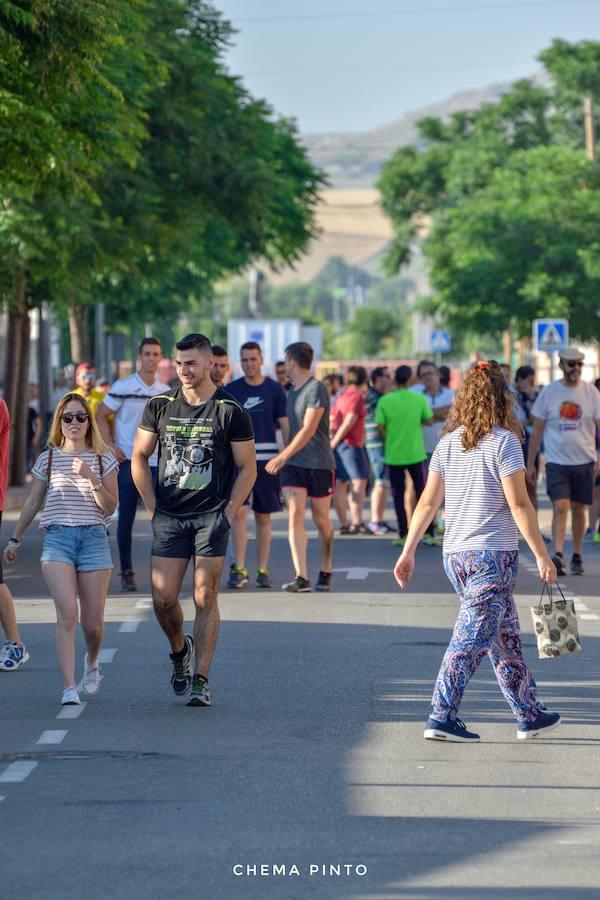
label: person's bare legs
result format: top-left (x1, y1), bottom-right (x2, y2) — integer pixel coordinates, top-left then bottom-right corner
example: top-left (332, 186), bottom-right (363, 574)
top-left (78, 569), bottom-right (111, 667)
top-left (231, 505), bottom-right (249, 569)
top-left (192, 556), bottom-right (224, 677)
top-left (348, 477), bottom-right (367, 527)
top-left (370, 481), bottom-right (388, 525)
top-left (254, 512), bottom-right (271, 571)
top-left (311, 495), bottom-right (334, 573)
top-left (571, 501), bottom-right (586, 555)
top-left (552, 499), bottom-right (570, 554)
top-left (0, 583), bottom-right (22, 645)
top-left (42, 562), bottom-right (79, 688)
top-left (589, 483), bottom-right (600, 533)
top-left (151, 556), bottom-right (190, 652)
top-left (284, 487), bottom-right (308, 579)
top-left (334, 481), bottom-right (349, 528)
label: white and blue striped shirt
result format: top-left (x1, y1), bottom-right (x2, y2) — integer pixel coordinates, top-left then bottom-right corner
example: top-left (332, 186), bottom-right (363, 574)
top-left (429, 426), bottom-right (525, 554)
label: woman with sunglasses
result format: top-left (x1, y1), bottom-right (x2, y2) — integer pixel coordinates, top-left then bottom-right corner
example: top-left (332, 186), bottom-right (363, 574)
top-left (4, 394), bottom-right (118, 705)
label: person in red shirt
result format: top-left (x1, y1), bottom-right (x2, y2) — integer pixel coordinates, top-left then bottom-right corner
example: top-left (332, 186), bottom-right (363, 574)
top-left (331, 366), bottom-right (370, 534)
top-left (0, 399), bottom-right (29, 671)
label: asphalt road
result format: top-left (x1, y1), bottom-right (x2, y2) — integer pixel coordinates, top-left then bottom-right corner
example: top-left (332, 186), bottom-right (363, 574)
top-left (1, 505), bottom-right (600, 900)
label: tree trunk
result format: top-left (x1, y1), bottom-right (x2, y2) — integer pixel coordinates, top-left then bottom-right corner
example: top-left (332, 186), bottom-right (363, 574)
top-left (68, 299), bottom-right (91, 363)
top-left (4, 271), bottom-right (31, 487)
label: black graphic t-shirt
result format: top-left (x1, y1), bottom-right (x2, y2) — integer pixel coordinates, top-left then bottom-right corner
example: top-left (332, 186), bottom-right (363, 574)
top-left (140, 388), bottom-right (254, 518)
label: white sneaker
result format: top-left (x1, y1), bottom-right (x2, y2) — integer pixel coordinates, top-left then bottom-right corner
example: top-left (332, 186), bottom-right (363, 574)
top-left (83, 654), bottom-right (100, 695)
top-left (61, 685), bottom-right (81, 705)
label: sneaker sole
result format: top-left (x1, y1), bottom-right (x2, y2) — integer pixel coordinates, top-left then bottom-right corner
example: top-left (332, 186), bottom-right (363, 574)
top-left (517, 718), bottom-right (561, 740)
top-left (187, 697), bottom-right (211, 707)
top-left (424, 728), bottom-right (480, 742)
top-left (283, 586), bottom-right (311, 592)
top-left (227, 582), bottom-right (249, 589)
top-left (315, 585), bottom-right (331, 592)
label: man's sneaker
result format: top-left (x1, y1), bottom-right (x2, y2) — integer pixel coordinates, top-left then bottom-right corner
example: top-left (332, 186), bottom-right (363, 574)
top-left (169, 634), bottom-right (194, 696)
top-left (379, 521), bottom-right (396, 533)
top-left (227, 565), bottom-right (249, 589)
top-left (0, 641), bottom-right (29, 671)
top-left (61, 686), bottom-right (81, 706)
top-left (584, 528), bottom-right (594, 544)
top-left (315, 571), bottom-right (331, 592)
top-left (570, 554), bottom-right (584, 575)
top-left (282, 575), bottom-right (311, 592)
top-left (367, 522), bottom-right (390, 535)
top-left (422, 533), bottom-right (443, 547)
top-left (120, 571), bottom-right (137, 592)
top-left (424, 717), bottom-right (480, 742)
top-left (82, 654), bottom-right (100, 695)
top-left (594, 532), bottom-right (600, 544)
top-left (391, 535), bottom-right (407, 547)
top-left (187, 674), bottom-right (212, 707)
top-left (517, 711), bottom-right (561, 740)
top-left (256, 569), bottom-right (272, 589)
top-left (551, 552), bottom-right (566, 576)
top-left (435, 520), bottom-right (445, 535)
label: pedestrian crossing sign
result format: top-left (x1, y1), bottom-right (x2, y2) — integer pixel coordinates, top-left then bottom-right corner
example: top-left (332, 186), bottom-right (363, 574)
top-left (430, 330), bottom-right (451, 353)
top-left (533, 319), bottom-right (568, 352)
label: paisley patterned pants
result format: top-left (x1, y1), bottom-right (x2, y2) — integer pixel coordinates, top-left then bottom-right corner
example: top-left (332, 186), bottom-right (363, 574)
top-left (432, 550), bottom-right (543, 724)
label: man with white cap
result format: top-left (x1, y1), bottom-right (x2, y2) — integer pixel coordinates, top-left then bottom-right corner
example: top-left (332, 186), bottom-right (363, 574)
top-left (527, 348), bottom-right (600, 575)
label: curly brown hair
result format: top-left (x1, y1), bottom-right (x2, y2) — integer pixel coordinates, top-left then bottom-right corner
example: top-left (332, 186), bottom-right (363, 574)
top-left (443, 359), bottom-right (523, 451)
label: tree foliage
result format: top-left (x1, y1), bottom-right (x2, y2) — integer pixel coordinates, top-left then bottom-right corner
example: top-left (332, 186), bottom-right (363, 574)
top-left (378, 39), bottom-right (600, 342)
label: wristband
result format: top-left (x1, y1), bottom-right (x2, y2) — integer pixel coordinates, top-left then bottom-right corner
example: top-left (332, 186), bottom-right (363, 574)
top-left (91, 482), bottom-right (103, 492)
top-left (8, 538), bottom-right (21, 547)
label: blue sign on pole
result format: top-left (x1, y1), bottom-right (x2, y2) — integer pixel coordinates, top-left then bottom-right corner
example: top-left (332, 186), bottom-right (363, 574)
top-left (430, 330), bottom-right (451, 353)
top-left (533, 319), bottom-right (569, 352)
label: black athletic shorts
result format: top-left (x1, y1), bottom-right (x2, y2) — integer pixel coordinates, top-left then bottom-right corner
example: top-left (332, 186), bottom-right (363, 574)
top-left (151, 509), bottom-right (231, 559)
top-left (280, 464), bottom-right (334, 499)
top-left (546, 462), bottom-right (595, 506)
top-left (243, 466), bottom-right (283, 514)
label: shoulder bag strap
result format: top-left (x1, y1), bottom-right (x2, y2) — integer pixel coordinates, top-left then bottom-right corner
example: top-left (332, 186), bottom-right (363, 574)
top-left (98, 454), bottom-right (104, 478)
top-left (47, 448), bottom-right (53, 482)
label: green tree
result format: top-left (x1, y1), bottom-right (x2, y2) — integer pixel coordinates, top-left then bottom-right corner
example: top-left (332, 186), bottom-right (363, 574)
top-left (348, 307), bottom-right (399, 357)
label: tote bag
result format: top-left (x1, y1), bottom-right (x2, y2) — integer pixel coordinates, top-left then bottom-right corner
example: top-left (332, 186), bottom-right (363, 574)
top-left (530, 581), bottom-right (582, 659)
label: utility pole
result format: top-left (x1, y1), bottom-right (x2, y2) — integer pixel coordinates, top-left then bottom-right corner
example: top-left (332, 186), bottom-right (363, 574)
top-left (584, 96), bottom-right (596, 162)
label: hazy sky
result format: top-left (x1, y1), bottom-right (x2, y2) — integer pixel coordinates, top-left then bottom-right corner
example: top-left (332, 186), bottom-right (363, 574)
top-left (215, 0), bottom-right (600, 134)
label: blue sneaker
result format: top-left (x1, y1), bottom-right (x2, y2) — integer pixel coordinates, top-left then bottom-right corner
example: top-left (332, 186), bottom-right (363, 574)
top-left (424, 717), bottom-right (480, 742)
top-left (0, 641), bottom-right (29, 671)
top-left (517, 711), bottom-right (560, 740)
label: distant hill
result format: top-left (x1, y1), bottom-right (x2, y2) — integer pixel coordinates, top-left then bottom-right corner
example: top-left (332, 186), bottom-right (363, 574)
top-left (303, 80), bottom-right (515, 187)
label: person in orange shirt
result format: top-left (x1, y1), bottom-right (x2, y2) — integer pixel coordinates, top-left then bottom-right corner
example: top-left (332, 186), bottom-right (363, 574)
top-left (0, 399), bottom-right (29, 671)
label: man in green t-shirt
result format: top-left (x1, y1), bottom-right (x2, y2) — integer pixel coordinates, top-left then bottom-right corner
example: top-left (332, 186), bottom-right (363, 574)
top-left (375, 365), bottom-right (439, 546)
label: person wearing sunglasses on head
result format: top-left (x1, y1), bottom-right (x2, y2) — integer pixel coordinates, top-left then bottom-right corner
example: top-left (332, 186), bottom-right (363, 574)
top-left (527, 348), bottom-right (600, 576)
top-left (3, 394), bottom-right (118, 706)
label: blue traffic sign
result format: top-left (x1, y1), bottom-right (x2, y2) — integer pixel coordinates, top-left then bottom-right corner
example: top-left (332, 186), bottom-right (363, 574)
top-left (533, 319), bottom-right (569, 352)
top-left (430, 330), bottom-right (451, 353)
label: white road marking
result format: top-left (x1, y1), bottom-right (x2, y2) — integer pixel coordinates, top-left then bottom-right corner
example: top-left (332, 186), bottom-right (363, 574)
top-left (98, 648), bottom-right (117, 663)
top-left (57, 703), bottom-right (87, 719)
top-left (0, 795), bottom-right (4, 802)
top-left (119, 620), bottom-right (141, 633)
top-left (332, 566), bottom-right (390, 580)
top-left (37, 730), bottom-right (67, 745)
top-left (0, 761), bottom-right (38, 783)
top-left (580, 614), bottom-right (599, 621)
top-left (135, 599), bottom-right (153, 609)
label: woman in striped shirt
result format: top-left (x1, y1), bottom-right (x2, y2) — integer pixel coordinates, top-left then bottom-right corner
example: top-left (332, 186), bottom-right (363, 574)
top-left (4, 394), bottom-right (118, 706)
top-left (393, 360), bottom-right (560, 743)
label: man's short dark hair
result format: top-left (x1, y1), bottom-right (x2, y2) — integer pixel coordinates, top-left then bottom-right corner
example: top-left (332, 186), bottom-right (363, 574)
top-left (211, 344), bottom-right (228, 358)
top-left (516, 365), bottom-right (535, 381)
top-left (240, 341), bottom-right (262, 355)
top-left (275, 360), bottom-right (285, 368)
top-left (438, 365), bottom-right (450, 387)
top-left (370, 366), bottom-right (387, 384)
top-left (417, 359), bottom-right (436, 377)
top-left (285, 341), bottom-right (313, 370)
top-left (395, 365), bottom-right (412, 386)
top-left (176, 333), bottom-right (212, 353)
top-left (138, 336), bottom-right (161, 354)
top-left (347, 365), bottom-right (368, 387)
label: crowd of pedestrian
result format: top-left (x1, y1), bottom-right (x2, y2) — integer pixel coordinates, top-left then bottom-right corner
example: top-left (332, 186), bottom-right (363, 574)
top-left (1, 336), bottom-right (599, 739)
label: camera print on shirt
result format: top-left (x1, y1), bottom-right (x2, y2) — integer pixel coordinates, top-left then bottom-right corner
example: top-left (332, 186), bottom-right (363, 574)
top-left (162, 420), bottom-right (214, 491)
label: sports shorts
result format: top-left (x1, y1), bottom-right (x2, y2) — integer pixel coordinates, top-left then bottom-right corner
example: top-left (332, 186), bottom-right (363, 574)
top-left (243, 466), bottom-right (282, 514)
top-left (280, 464), bottom-right (334, 499)
top-left (152, 509), bottom-right (230, 559)
top-left (546, 462), bottom-right (595, 506)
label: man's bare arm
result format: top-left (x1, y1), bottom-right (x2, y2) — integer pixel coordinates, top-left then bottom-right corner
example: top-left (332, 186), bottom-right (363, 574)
top-left (226, 441), bottom-right (257, 522)
top-left (131, 429), bottom-right (159, 514)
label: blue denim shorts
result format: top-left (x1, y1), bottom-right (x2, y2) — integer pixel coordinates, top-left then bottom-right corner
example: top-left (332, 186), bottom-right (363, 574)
top-left (336, 443), bottom-right (370, 483)
top-left (366, 445), bottom-right (389, 485)
top-left (41, 524), bottom-right (113, 572)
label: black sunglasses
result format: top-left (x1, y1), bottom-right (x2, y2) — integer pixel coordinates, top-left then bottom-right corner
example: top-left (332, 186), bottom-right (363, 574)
top-left (61, 412), bottom-right (89, 424)
top-left (564, 360), bottom-right (583, 368)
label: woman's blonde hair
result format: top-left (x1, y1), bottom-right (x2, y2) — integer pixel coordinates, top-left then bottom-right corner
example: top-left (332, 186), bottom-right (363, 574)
top-left (443, 359), bottom-right (523, 451)
top-left (48, 393), bottom-right (106, 455)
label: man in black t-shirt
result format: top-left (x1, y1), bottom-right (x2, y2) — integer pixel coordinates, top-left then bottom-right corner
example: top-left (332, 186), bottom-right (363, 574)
top-left (132, 333), bottom-right (256, 707)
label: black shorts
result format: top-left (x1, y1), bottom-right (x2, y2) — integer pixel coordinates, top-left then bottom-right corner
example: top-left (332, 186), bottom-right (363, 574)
top-left (151, 509), bottom-right (230, 559)
top-left (546, 462), bottom-right (595, 505)
top-left (280, 464), bottom-right (334, 499)
top-left (243, 467), bottom-right (282, 514)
